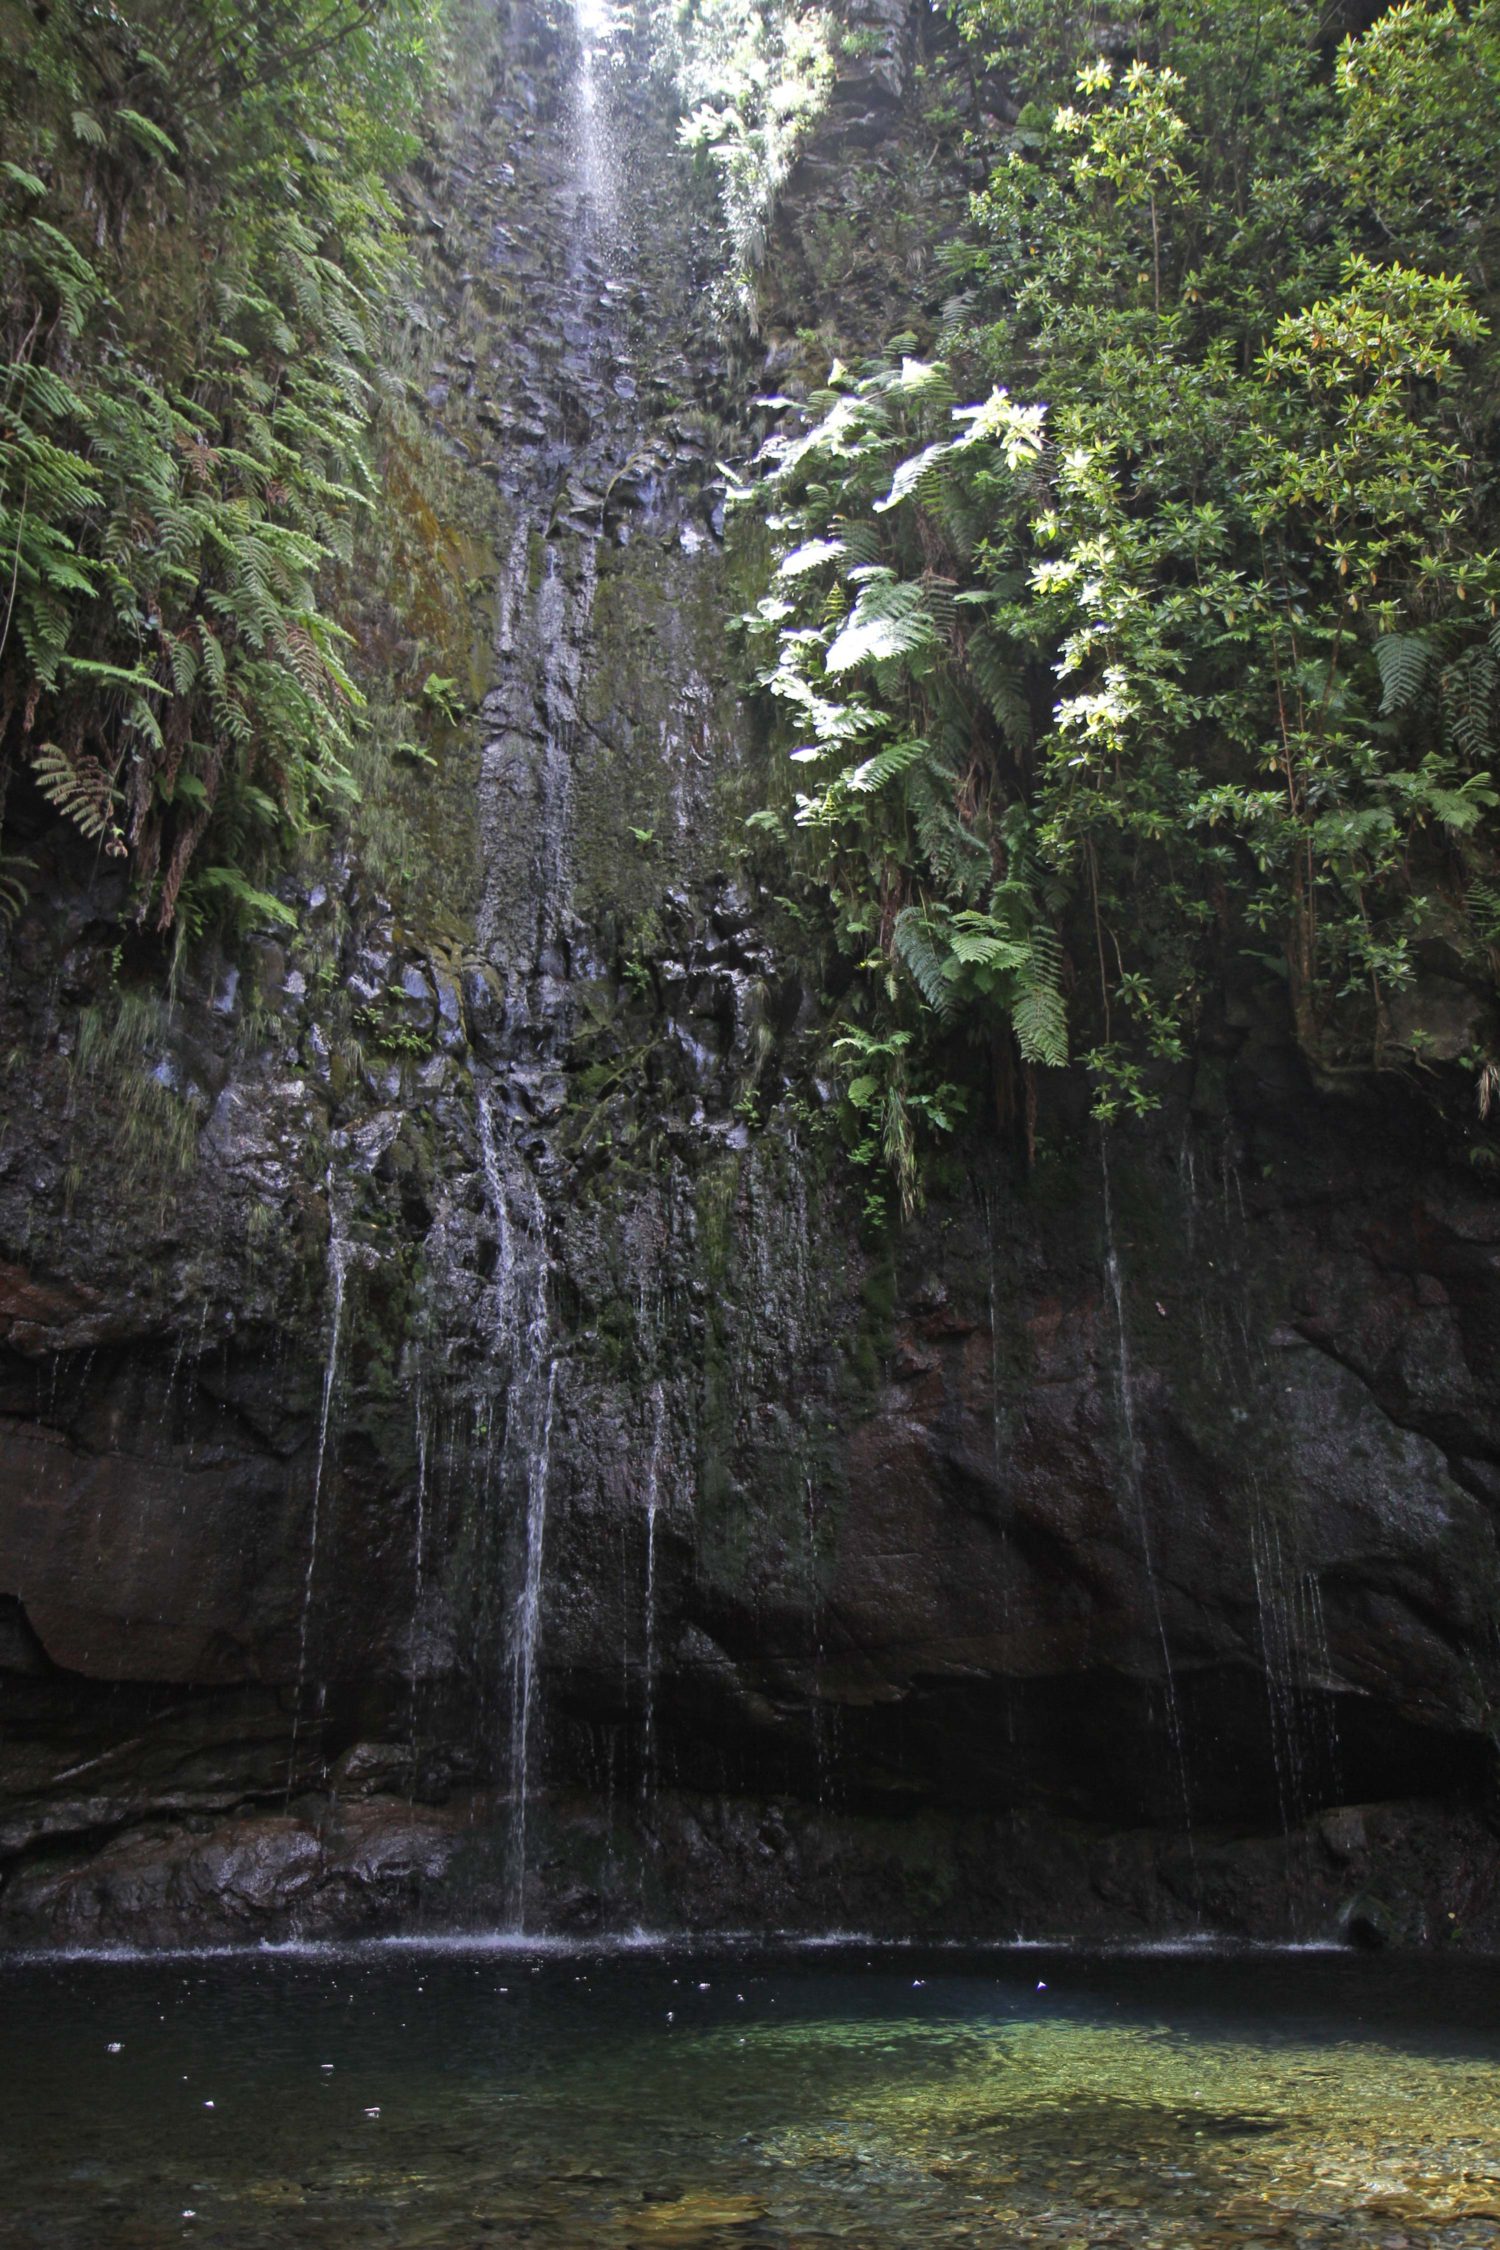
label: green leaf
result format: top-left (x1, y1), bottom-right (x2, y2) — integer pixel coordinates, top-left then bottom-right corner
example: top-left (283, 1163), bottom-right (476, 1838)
top-left (848, 737), bottom-right (931, 792)
top-left (826, 580), bottom-right (937, 673)
top-left (778, 537), bottom-right (847, 577)
top-left (116, 110), bottom-right (179, 161)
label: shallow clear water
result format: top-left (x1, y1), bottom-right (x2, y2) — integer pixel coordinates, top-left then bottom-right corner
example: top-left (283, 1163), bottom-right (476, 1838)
top-left (4, 1940), bottom-right (1500, 2247)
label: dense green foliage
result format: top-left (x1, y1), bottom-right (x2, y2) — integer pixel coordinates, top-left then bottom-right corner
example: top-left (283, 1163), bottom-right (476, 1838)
top-left (0, 0), bottom-right (436, 941)
top-left (741, 0), bottom-right (1500, 1203)
top-left (655, 0), bottom-right (835, 307)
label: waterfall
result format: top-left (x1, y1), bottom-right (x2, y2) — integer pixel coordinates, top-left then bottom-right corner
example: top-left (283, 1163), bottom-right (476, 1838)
top-left (286, 1170), bottom-right (354, 1794)
top-left (640, 1379), bottom-right (665, 1815)
top-left (475, 1089), bottom-right (557, 1927)
top-left (802, 1470), bottom-right (834, 1804)
top-left (1098, 1136), bottom-right (1196, 1860)
top-left (403, 1377), bottom-right (432, 1788)
top-left (571, 0), bottom-right (624, 244)
top-left (462, 0), bottom-right (645, 1929)
top-left (508, 1358), bottom-right (558, 1923)
top-left (982, 1182), bottom-right (1018, 1748)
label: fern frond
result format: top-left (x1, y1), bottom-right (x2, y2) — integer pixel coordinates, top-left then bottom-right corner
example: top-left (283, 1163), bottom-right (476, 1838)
top-left (778, 537), bottom-right (846, 578)
top-left (1374, 633), bottom-right (1436, 715)
top-left (1012, 975), bottom-right (1068, 1067)
top-left (826, 577), bottom-right (938, 674)
top-left (31, 743), bottom-right (127, 855)
top-left (1012, 925), bottom-right (1068, 1067)
top-left (893, 906), bottom-right (957, 1015)
top-left (848, 736), bottom-right (931, 792)
top-left (968, 624), bottom-right (1033, 750)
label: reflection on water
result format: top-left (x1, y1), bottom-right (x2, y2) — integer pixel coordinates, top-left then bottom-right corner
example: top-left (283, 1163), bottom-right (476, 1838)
top-left (4, 1943), bottom-right (1500, 2246)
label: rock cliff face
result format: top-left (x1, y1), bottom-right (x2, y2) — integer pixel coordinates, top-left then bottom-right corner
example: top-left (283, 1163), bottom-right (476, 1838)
top-left (2, 0), bottom-right (1500, 1952)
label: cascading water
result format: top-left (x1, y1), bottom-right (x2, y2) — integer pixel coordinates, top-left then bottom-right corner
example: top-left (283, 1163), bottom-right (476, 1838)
top-left (508, 1358), bottom-right (558, 1919)
top-left (473, 1087), bottom-right (557, 1924)
top-left (287, 1170), bottom-right (357, 1793)
top-left (1182, 1124), bottom-right (1345, 1839)
top-left (572, 0), bottom-right (624, 240)
top-left (403, 1376), bottom-right (432, 1784)
top-left (639, 1378), bottom-right (665, 1815)
top-left (1098, 1136), bottom-right (1196, 1865)
top-left (460, 0), bottom-right (640, 1928)
top-left (981, 1180), bottom-right (1018, 1747)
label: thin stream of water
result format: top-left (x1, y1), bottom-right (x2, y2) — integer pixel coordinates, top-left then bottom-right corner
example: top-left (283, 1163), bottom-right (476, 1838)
top-left (982, 1180), bottom-right (1018, 1748)
top-left (286, 1172), bottom-right (355, 1796)
top-left (640, 1379), bottom-right (666, 1814)
top-left (509, 1358), bottom-right (559, 1923)
top-left (1098, 1136), bottom-right (1197, 1873)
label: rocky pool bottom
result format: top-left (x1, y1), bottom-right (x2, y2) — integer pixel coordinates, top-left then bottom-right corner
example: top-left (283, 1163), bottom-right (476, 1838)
top-left (3, 1942), bottom-right (1499, 2248)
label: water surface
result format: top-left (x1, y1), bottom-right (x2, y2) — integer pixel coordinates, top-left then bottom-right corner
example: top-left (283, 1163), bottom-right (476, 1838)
top-left (4, 1940), bottom-right (1499, 2246)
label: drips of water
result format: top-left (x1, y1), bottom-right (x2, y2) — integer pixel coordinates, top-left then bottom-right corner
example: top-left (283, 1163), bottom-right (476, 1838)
top-left (1184, 1123), bottom-right (1344, 1831)
top-left (571, 0), bottom-right (624, 243)
top-left (401, 1377), bottom-right (433, 1789)
top-left (801, 1470), bottom-right (835, 1804)
top-left (1098, 1137), bottom-right (1196, 1865)
top-left (412, 1380), bottom-right (429, 1621)
top-left (1299, 1566), bottom-right (1344, 1797)
top-left (286, 1173), bottom-right (358, 1796)
top-left (508, 1357), bottom-right (558, 1926)
top-left (474, 1089), bottom-right (559, 1928)
top-left (639, 1379), bottom-right (666, 1814)
top-left (982, 1180), bottom-right (1018, 1748)
top-left (1248, 1486), bottom-right (1323, 1930)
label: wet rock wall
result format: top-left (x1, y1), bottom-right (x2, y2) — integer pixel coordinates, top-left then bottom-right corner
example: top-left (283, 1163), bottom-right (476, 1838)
top-left (1, 0), bottom-right (1499, 1951)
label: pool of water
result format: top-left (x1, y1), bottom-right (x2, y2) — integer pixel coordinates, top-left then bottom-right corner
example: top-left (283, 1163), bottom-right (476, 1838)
top-left (3, 1938), bottom-right (1500, 2247)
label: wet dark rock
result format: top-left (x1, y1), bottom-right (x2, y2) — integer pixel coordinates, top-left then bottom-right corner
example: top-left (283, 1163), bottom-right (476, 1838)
top-left (1344, 1894), bottom-right (1394, 1950)
top-left (0, 1798), bottom-right (467, 1946)
top-left (2, 0), bottom-right (1500, 1955)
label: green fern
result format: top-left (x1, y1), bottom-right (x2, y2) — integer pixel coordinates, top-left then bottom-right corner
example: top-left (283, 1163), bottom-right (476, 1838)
top-left (1374, 632), bottom-right (1436, 715)
top-left (968, 624), bottom-right (1033, 750)
top-left (31, 743), bottom-right (127, 854)
top-left (0, 0), bottom-right (433, 937)
top-left (825, 574), bottom-right (939, 674)
top-left (893, 907), bottom-right (957, 1014)
top-left (186, 865), bottom-right (298, 931)
top-left (848, 736), bottom-right (931, 793)
top-left (1012, 926), bottom-right (1068, 1068)
top-left (0, 854), bottom-right (35, 928)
